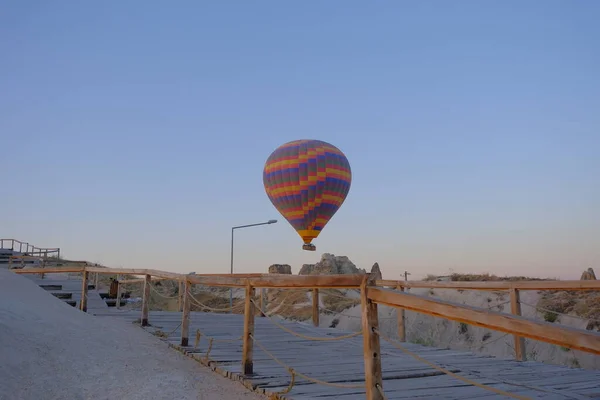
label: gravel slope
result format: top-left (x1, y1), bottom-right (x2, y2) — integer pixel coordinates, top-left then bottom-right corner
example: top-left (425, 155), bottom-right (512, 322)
top-left (0, 269), bottom-right (264, 400)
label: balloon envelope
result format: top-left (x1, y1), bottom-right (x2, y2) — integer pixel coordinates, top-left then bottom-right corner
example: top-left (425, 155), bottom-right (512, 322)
top-left (263, 139), bottom-right (352, 250)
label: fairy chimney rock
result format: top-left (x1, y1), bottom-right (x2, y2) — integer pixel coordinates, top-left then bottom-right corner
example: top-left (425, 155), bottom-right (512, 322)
top-left (370, 262), bottom-right (383, 280)
top-left (581, 268), bottom-right (597, 280)
top-left (268, 264), bottom-right (292, 275)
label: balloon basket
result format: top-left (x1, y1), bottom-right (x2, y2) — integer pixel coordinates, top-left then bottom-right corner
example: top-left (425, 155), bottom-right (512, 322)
top-left (302, 243), bottom-right (316, 251)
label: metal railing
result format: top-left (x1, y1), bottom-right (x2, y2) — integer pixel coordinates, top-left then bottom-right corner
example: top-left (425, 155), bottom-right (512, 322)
top-left (0, 238), bottom-right (60, 259)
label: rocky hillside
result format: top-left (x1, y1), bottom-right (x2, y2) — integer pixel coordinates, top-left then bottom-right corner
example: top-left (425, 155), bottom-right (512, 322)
top-left (268, 253), bottom-right (367, 275)
top-left (421, 269), bottom-right (600, 332)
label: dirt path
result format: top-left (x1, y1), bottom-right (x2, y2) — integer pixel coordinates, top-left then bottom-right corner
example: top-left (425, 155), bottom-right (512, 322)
top-left (0, 270), bottom-right (264, 400)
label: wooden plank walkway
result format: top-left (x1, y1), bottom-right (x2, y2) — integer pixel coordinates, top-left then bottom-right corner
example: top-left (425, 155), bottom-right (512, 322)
top-left (88, 307), bottom-right (600, 400)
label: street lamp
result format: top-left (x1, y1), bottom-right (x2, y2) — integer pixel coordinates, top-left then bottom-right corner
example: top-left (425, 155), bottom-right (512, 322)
top-left (230, 219), bottom-right (278, 311)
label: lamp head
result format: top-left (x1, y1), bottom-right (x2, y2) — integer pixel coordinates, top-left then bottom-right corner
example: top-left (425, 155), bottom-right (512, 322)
top-left (268, 219), bottom-right (278, 224)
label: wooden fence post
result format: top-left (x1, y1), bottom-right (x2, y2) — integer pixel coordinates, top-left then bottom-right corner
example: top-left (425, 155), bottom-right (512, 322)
top-left (263, 288), bottom-right (269, 315)
top-left (181, 278), bottom-right (191, 346)
top-left (115, 275), bottom-right (121, 309)
top-left (254, 289), bottom-right (262, 317)
top-left (312, 288), bottom-right (320, 327)
top-left (361, 275), bottom-right (383, 400)
top-left (259, 288), bottom-right (265, 317)
top-left (80, 269), bottom-right (89, 312)
top-left (178, 280), bottom-right (184, 312)
top-left (396, 284), bottom-right (406, 342)
top-left (510, 288), bottom-right (527, 361)
top-left (242, 282), bottom-right (256, 375)
top-left (141, 274), bottom-right (151, 327)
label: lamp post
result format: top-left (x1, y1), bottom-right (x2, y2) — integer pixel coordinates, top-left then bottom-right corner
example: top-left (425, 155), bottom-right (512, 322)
top-left (230, 219), bottom-right (278, 311)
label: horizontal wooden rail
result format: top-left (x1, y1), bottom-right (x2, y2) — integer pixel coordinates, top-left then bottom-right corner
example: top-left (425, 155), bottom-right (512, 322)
top-left (13, 266), bottom-right (85, 274)
top-left (251, 274), bottom-right (364, 288)
top-left (85, 269), bottom-right (366, 288)
top-left (85, 267), bottom-right (182, 280)
top-left (119, 277), bottom-right (169, 284)
top-left (86, 268), bottom-right (268, 280)
top-left (119, 273), bottom-right (266, 284)
top-left (9, 255), bottom-right (44, 261)
top-left (119, 278), bottom-right (145, 284)
top-left (27, 267), bottom-right (364, 289)
top-left (54, 260), bottom-right (89, 264)
top-left (187, 273), bottom-right (365, 288)
top-left (195, 273), bottom-right (265, 277)
top-left (377, 279), bottom-right (600, 291)
top-left (16, 265), bottom-right (599, 292)
top-left (368, 287), bottom-right (600, 355)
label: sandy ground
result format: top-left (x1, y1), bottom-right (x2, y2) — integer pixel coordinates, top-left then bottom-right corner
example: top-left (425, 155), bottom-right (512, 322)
top-left (0, 270), bottom-right (264, 400)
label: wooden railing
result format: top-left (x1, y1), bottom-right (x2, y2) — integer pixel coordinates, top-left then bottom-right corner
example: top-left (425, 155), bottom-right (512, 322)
top-left (0, 238), bottom-right (60, 258)
top-left (12, 266), bottom-right (600, 400)
top-left (8, 255), bottom-right (44, 267)
top-left (377, 278), bottom-right (600, 361)
top-left (378, 279), bottom-right (600, 291)
top-left (8, 256), bottom-right (87, 267)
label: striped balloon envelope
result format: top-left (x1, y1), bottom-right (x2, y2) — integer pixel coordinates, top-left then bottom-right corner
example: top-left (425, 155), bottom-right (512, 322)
top-left (262, 139), bottom-right (352, 251)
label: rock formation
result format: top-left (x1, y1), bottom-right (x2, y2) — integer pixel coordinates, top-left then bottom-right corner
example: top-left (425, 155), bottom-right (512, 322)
top-left (298, 253), bottom-right (366, 275)
top-left (268, 264), bottom-right (292, 274)
top-left (370, 262), bottom-right (382, 280)
top-left (580, 268), bottom-right (597, 280)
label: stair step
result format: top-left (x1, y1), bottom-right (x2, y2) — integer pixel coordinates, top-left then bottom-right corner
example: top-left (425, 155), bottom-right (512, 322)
top-left (105, 299), bottom-right (128, 307)
top-left (51, 292), bottom-right (73, 300)
top-left (100, 292), bottom-right (128, 300)
top-left (40, 284), bottom-right (63, 291)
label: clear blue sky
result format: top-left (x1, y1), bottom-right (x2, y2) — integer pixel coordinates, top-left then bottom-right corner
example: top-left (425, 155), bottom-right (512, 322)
top-left (1, 1), bottom-right (598, 279)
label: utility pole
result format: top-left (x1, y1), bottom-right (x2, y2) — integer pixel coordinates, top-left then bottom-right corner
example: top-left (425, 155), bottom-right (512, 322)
top-left (403, 271), bottom-right (411, 292)
top-left (229, 219), bottom-right (278, 311)
top-left (396, 270), bottom-right (411, 343)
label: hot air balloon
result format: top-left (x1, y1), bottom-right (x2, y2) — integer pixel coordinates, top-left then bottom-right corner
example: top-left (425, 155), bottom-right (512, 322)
top-left (262, 139), bottom-right (352, 251)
